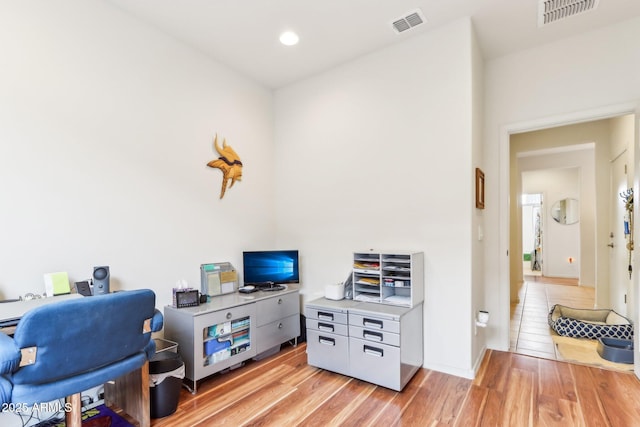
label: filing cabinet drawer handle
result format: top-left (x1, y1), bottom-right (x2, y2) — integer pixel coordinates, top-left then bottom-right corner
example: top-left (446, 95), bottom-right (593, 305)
top-left (363, 331), bottom-right (383, 341)
top-left (278, 298), bottom-right (282, 304)
top-left (278, 322), bottom-right (283, 329)
top-left (318, 322), bottom-right (334, 332)
top-left (318, 311), bottom-right (334, 321)
top-left (363, 345), bottom-right (384, 357)
top-left (319, 336), bottom-right (336, 346)
top-left (226, 312), bottom-right (232, 320)
top-left (363, 318), bottom-right (383, 329)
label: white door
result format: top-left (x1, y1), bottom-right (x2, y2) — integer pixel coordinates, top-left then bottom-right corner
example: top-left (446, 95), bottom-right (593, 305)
top-left (610, 152), bottom-right (631, 315)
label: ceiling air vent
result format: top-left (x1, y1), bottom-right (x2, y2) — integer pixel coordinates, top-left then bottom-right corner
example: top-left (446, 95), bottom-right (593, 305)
top-left (391, 8), bottom-right (426, 34)
top-left (538, 0), bottom-right (600, 27)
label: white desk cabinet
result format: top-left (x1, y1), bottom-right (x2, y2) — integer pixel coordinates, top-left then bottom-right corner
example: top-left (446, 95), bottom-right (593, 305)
top-left (304, 298), bottom-right (423, 391)
top-left (164, 285), bottom-right (300, 393)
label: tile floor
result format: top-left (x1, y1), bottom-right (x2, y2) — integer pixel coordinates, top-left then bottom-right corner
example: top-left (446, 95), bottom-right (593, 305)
top-left (510, 275), bottom-right (595, 360)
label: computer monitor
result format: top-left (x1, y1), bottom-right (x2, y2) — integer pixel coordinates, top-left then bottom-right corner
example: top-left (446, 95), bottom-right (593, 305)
top-left (242, 250), bottom-right (299, 285)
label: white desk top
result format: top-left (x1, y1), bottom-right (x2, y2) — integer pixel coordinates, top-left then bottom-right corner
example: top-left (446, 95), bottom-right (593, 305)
top-left (164, 284), bottom-right (300, 317)
top-left (0, 293), bottom-right (83, 323)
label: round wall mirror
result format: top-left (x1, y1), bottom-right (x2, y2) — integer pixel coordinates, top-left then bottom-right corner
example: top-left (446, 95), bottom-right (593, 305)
top-left (551, 198), bottom-right (579, 225)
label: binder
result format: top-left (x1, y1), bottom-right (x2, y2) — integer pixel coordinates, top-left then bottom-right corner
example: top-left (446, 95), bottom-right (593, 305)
top-left (44, 272), bottom-right (71, 296)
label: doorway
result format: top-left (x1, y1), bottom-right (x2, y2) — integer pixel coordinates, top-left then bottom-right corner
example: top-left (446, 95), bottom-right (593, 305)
top-left (501, 108), bottom-right (637, 373)
top-left (511, 143), bottom-right (591, 361)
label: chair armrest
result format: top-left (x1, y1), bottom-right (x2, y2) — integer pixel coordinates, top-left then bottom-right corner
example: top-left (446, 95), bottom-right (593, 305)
top-left (0, 332), bottom-right (20, 374)
top-left (151, 309), bottom-right (163, 333)
top-left (142, 310), bottom-right (164, 359)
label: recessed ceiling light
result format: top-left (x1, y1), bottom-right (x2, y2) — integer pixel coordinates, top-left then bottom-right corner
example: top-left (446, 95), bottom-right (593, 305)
top-left (279, 31), bottom-right (299, 46)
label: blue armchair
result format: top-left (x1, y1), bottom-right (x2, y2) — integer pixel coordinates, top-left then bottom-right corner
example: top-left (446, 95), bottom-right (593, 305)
top-left (0, 289), bottom-right (163, 427)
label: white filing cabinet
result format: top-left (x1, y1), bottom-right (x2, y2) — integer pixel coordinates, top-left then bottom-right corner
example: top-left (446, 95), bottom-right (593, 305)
top-left (348, 302), bottom-right (423, 391)
top-left (305, 298), bottom-right (423, 391)
top-left (305, 299), bottom-right (358, 377)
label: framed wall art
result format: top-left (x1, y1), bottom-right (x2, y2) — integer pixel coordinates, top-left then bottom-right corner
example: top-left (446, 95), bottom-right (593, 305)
top-left (475, 168), bottom-right (485, 209)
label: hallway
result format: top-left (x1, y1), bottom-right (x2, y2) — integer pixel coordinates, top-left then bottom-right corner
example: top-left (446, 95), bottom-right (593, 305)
top-left (510, 276), bottom-right (595, 360)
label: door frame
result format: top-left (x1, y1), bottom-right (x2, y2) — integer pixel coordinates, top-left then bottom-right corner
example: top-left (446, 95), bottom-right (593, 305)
top-left (498, 102), bottom-right (640, 377)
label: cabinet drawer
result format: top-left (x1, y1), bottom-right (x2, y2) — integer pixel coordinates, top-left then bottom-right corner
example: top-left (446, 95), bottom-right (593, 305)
top-left (349, 337), bottom-right (401, 390)
top-left (306, 319), bottom-right (349, 336)
top-left (306, 308), bottom-right (348, 325)
top-left (306, 329), bottom-right (350, 376)
top-left (349, 325), bottom-right (400, 347)
top-left (255, 313), bottom-right (300, 353)
top-left (349, 313), bottom-right (400, 334)
top-left (256, 292), bottom-right (299, 327)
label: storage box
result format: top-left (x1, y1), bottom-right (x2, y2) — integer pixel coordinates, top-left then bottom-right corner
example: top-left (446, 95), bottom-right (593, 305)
top-left (204, 338), bottom-right (231, 356)
top-left (325, 283), bottom-right (345, 300)
top-left (207, 321), bottom-right (232, 338)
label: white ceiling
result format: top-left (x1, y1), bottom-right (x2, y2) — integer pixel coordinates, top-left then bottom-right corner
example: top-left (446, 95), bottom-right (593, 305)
top-left (104, 0), bottom-right (640, 89)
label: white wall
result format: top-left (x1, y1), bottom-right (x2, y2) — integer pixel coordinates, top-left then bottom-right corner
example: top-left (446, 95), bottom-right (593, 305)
top-left (484, 16), bottom-right (640, 352)
top-left (470, 22), bottom-right (487, 374)
top-left (274, 18), bottom-right (479, 378)
top-left (0, 0), bottom-right (276, 309)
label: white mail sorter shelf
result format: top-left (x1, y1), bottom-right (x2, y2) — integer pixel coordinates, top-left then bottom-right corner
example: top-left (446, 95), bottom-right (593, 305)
top-left (305, 297), bottom-right (423, 391)
top-left (353, 250), bottom-right (424, 307)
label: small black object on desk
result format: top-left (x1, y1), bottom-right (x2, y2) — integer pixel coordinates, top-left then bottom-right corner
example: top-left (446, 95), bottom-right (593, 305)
top-left (240, 282), bottom-right (286, 293)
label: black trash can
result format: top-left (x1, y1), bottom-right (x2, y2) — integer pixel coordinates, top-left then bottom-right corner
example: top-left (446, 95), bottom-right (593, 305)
top-left (149, 352), bottom-right (184, 419)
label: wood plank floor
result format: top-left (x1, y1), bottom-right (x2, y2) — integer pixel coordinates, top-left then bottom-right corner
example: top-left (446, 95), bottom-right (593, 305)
top-left (151, 342), bottom-right (640, 427)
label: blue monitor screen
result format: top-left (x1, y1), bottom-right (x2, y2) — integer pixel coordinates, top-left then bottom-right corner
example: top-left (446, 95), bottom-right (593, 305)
top-left (242, 250), bottom-right (299, 285)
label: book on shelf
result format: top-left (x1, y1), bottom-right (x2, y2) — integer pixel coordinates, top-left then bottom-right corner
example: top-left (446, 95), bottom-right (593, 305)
top-left (355, 277), bottom-right (380, 286)
top-left (355, 293), bottom-right (380, 302)
top-left (354, 261), bottom-right (380, 270)
top-left (382, 257), bottom-right (410, 262)
top-left (383, 295), bottom-right (410, 304)
top-left (383, 265), bottom-right (410, 272)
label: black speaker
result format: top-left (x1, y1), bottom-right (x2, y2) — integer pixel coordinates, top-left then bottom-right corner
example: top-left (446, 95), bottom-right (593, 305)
top-left (92, 266), bottom-right (110, 295)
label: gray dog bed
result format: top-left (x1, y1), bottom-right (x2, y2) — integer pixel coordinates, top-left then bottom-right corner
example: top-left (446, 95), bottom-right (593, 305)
top-left (548, 304), bottom-right (633, 340)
